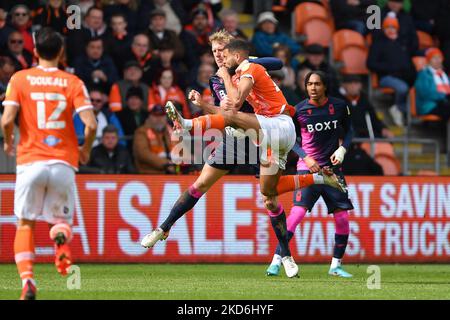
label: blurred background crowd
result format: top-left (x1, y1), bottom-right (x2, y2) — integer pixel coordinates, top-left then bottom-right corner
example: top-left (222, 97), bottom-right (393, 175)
top-left (0, 0), bottom-right (448, 176)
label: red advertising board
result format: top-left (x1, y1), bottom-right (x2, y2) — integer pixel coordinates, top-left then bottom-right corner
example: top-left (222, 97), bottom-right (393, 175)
top-left (0, 175), bottom-right (449, 263)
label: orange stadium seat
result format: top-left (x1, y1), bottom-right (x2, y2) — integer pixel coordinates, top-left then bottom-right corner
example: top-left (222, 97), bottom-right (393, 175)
top-left (408, 87), bottom-right (441, 122)
top-left (416, 30), bottom-right (434, 50)
top-left (361, 141), bottom-right (401, 175)
top-left (332, 29), bottom-right (368, 74)
top-left (412, 56), bottom-right (427, 71)
top-left (375, 154), bottom-right (401, 175)
top-left (303, 19), bottom-right (333, 47)
top-left (293, 2), bottom-right (329, 34)
top-left (361, 142), bottom-right (396, 158)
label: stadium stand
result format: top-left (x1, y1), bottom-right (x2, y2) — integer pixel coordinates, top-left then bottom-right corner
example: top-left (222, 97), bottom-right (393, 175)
top-left (292, 2), bottom-right (334, 47)
top-left (332, 29), bottom-right (368, 74)
top-left (0, 0), bottom-right (448, 176)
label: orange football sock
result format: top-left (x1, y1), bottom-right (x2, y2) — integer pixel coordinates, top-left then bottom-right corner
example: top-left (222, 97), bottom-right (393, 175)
top-left (14, 225), bottom-right (35, 283)
top-left (191, 114), bottom-right (226, 132)
top-left (276, 174), bottom-right (315, 195)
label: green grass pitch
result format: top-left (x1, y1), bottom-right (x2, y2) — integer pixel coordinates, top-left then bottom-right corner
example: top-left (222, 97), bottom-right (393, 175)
top-left (1, 264), bottom-right (449, 300)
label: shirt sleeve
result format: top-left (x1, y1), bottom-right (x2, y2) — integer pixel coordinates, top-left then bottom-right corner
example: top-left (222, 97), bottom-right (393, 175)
top-left (341, 104), bottom-right (354, 150)
top-left (2, 74), bottom-right (20, 108)
top-left (240, 63), bottom-right (263, 84)
top-left (72, 78), bottom-right (93, 113)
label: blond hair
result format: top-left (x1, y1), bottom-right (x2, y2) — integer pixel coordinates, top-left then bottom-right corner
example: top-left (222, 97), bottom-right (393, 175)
top-left (209, 29), bottom-right (234, 45)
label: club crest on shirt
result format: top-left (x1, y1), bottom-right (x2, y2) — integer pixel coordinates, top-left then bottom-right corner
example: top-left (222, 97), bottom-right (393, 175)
top-left (307, 109), bottom-right (312, 115)
top-left (329, 104), bottom-right (335, 115)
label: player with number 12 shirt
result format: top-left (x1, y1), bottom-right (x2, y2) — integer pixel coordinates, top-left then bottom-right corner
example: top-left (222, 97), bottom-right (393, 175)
top-left (1, 27), bottom-right (97, 300)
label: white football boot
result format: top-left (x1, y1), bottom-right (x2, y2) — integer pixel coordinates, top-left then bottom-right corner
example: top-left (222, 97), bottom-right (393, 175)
top-left (282, 256), bottom-right (299, 278)
top-left (140, 228), bottom-right (169, 248)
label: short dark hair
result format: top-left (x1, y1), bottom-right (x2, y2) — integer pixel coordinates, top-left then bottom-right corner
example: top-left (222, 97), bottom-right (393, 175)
top-left (86, 6), bottom-right (103, 18)
top-left (34, 27), bottom-right (64, 60)
top-left (224, 39), bottom-right (251, 56)
top-left (87, 36), bottom-right (103, 45)
top-left (304, 70), bottom-right (329, 97)
top-left (102, 124), bottom-right (118, 136)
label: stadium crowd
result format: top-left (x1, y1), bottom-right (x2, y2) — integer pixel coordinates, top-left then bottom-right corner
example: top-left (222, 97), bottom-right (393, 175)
top-left (0, 0), bottom-right (448, 175)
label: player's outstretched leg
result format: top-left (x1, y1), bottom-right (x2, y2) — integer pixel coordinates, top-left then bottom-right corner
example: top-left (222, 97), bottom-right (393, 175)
top-left (141, 185), bottom-right (203, 248)
top-left (14, 220), bottom-right (37, 300)
top-left (49, 223), bottom-right (73, 276)
top-left (166, 101), bottom-right (226, 132)
top-left (329, 210), bottom-right (353, 278)
top-left (266, 206), bottom-right (307, 276)
top-left (141, 163), bottom-right (229, 249)
top-left (276, 169), bottom-right (347, 195)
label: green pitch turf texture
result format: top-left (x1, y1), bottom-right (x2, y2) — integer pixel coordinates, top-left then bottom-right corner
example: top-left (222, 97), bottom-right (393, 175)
top-left (0, 264), bottom-right (449, 300)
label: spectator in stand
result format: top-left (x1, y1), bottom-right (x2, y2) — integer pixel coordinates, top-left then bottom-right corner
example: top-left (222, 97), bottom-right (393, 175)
top-left (330, 0), bottom-right (377, 35)
top-left (115, 86), bottom-right (149, 141)
top-left (152, 41), bottom-right (188, 89)
top-left (273, 44), bottom-right (296, 90)
top-left (4, 31), bottom-right (33, 71)
top-left (82, 125), bottom-right (135, 174)
top-left (415, 47), bottom-right (450, 122)
top-left (367, 12), bottom-right (416, 126)
top-left (103, 13), bottom-right (133, 69)
top-left (186, 62), bottom-right (215, 116)
top-left (66, 6), bottom-right (109, 63)
top-left (251, 11), bottom-right (300, 57)
top-left (435, 0), bottom-right (450, 73)
top-left (218, 8), bottom-right (247, 40)
top-left (74, 86), bottom-right (125, 147)
top-left (376, 0), bottom-right (419, 56)
top-left (337, 74), bottom-right (394, 138)
top-left (109, 60), bottom-right (151, 112)
top-left (0, 56), bottom-right (15, 98)
top-left (73, 37), bottom-right (119, 90)
top-left (269, 69), bottom-right (300, 106)
top-left (133, 104), bottom-right (177, 174)
top-left (103, 0), bottom-right (140, 35)
top-left (410, 0), bottom-right (440, 34)
top-left (298, 44), bottom-right (340, 95)
top-left (149, 68), bottom-right (191, 118)
top-left (295, 67), bottom-right (310, 100)
top-left (184, 0), bottom-right (223, 29)
top-left (0, 8), bottom-right (14, 50)
top-left (81, 6), bottom-right (109, 38)
top-left (180, 5), bottom-right (213, 72)
top-left (32, 0), bottom-right (69, 35)
top-left (147, 9), bottom-right (185, 61)
top-left (8, 4), bottom-right (33, 53)
top-left (146, 0), bottom-right (187, 35)
top-left (121, 33), bottom-right (156, 84)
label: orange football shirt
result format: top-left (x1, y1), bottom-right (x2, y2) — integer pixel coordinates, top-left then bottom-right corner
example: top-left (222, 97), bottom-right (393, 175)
top-left (3, 66), bottom-right (93, 169)
top-left (236, 62), bottom-right (290, 116)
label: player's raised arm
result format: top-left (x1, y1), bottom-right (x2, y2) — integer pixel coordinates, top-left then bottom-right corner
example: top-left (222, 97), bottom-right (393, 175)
top-left (188, 89), bottom-right (219, 114)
